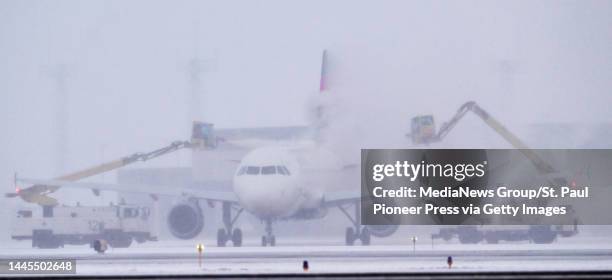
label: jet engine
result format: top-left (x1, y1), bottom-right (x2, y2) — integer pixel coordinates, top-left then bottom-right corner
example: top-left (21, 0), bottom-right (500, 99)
top-left (167, 199), bottom-right (204, 239)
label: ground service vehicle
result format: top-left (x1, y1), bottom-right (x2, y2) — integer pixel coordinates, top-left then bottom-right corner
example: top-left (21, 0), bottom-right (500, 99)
top-left (410, 101), bottom-right (579, 244)
top-left (11, 204), bottom-right (157, 249)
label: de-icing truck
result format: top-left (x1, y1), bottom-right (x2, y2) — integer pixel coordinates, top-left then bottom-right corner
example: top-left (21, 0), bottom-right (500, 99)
top-left (11, 203), bottom-right (157, 250)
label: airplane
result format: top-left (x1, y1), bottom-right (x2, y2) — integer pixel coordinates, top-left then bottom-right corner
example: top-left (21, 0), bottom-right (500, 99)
top-left (10, 50), bottom-right (399, 247)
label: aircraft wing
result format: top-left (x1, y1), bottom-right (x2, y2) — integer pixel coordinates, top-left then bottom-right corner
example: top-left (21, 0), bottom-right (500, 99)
top-left (16, 178), bottom-right (239, 203)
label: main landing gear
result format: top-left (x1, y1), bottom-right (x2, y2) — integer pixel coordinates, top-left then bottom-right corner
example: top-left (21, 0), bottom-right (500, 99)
top-left (338, 201), bottom-right (371, 246)
top-left (217, 202), bottom-right (244, 247)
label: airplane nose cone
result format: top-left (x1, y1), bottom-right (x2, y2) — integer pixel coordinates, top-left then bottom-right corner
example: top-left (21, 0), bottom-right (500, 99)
top-left (233, 176), bottom-right (301, 218)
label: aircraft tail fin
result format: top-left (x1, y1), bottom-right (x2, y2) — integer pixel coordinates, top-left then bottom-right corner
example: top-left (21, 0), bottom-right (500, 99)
top-left (311, 49), bottom-right (332, 143)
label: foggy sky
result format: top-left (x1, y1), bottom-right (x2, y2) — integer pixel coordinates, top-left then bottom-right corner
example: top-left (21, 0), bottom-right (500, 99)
top-left (2, 0), bottom-right (612, 237)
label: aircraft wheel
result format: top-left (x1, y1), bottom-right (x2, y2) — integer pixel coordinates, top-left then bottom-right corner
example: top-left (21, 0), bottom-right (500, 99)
top-left (345, 227), bottom-right (355, 246)
top-left (261, 235), bottom-right (275, 246)
top-left (232, 228), bottom-right (243, 247)
top-left (217, 229), bottom-right (227, 247)
top-left (360, 228), bottom-right (371, 245)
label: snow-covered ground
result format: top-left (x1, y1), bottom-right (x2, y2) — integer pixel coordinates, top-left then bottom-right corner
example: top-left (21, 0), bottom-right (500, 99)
top-left (3, 233), bottom-right (612, 255)
top-left (70, 255), bottom-right (612, 275)
top-left (2, 235), bottom-right (612, 276)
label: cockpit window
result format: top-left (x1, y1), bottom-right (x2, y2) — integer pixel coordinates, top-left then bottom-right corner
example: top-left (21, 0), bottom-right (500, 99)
top-left (261, 166), bottom-right (276, 175)
top-left (237, 166), bottom-right (247, 176)
top-left (277, 165), bottom-right (291, 175)
top-left (246, 166), bottom-right (260, 175)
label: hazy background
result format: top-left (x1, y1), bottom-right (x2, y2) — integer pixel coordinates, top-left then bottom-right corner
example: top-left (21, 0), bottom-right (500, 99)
top-left (2, 0), bottom-right (612, 244)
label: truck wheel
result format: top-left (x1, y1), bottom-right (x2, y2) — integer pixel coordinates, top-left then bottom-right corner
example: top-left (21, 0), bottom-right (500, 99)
top-left (485, 233), bottom-right (499, 244)
top-left (530, 226), bottom-right (556, 244)
top-left (442, 234), bottom-right (452, 241)
top-left (107, 232), bottom-right (133, 248)
top-left (458, 234), bottom-right (482, 244)
top-left (457, 227), bottom-right (483, 244)
top-left (33, 230), bottom-right (61, 249)
top-left (93, 239), bottom-right (108, 253)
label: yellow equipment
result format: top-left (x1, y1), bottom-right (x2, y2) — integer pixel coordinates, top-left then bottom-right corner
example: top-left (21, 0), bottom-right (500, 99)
top-left (6, 140), bottom-right (192, 206)
top-left (417, 102), bottom-right (579, 244)
top-left (409, 115), bottom-right (436, 144)
top-left (408, 101), bottom-right (557, 175)
top-left (7, 121), bottom-right (226, 207)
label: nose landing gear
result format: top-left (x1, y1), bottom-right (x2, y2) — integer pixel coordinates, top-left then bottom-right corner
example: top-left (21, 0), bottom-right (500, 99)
top-left (261, 219), bottom-right (276, 246)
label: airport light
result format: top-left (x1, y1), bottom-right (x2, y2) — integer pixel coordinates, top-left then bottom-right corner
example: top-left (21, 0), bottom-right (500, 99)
top-left (196, 243), bottom-right (204, 268)
top-left (411, 236), bottom-right (418, 253)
